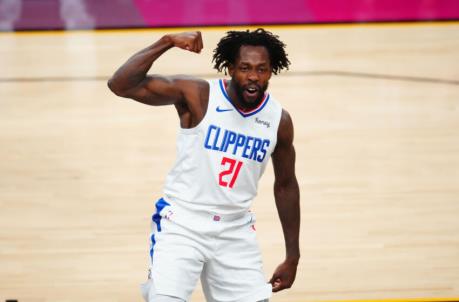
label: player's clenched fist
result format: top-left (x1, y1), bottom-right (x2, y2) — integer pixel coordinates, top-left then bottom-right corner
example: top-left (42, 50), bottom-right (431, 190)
top-left (167, 31), bottom-right (203, 53)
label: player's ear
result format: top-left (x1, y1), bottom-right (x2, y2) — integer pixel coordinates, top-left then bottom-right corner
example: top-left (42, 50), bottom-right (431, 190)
top-left (267, 62), bottom-right (273, 79)
top-left (228, 64), bottom-right (235, 77)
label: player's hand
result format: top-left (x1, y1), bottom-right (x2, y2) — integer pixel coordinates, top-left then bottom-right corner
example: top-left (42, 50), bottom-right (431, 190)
top-left (168, 31), bottom-right (203, 53)
top-left (269, 258), bottom-right (298, 292)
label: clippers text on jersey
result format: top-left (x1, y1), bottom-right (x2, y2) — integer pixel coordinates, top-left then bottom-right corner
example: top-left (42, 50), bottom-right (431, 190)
top-left (204, 124), bottom-right (270, 163)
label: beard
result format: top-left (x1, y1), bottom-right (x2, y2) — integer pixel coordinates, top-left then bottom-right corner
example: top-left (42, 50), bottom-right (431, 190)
top-left (232, 79), bottom-right (269, 110)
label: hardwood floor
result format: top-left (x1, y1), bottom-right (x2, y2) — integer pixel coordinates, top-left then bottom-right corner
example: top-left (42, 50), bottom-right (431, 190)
top-left (0, 23), bottom-right (458, 302)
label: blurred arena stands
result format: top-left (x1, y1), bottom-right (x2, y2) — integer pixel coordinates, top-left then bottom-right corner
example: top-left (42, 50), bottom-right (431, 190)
top-left (0, 0), bottom-right (458, 31)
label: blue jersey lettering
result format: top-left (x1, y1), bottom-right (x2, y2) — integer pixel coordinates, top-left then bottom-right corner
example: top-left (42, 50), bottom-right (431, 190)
top-left (233, 134), bottom-right (246, 155)
top-left (242, 136), bottom-right (254, 159)
top-left (256, 140), bottom-right (270, 162)
top-left (204, 124), bottom-right (270, 163)
top-left (204, 125), bottom-right (218, 149)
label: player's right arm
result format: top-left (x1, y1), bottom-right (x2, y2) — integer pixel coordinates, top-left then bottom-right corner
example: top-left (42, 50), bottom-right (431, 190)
top-left (107, 31), bottom-right (205, 107)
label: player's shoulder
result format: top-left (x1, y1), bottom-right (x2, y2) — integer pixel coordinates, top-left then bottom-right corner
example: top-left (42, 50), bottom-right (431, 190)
top-left (266, 92), bottom-right (282, 111)
top-left (276, 108), bottom-right (294, 142)
top-left (280, 108), bottom-right (292, 124)
top-left (170, 75), bottom-right (209, 92)
top-left (169, 75), bottom-right (210, 105)
top-left (265, 92), bottom-right (289, 121)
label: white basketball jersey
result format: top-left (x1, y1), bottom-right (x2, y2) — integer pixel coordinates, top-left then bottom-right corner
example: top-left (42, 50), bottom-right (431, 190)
top-left (163, 79), bottom-right (283, 214)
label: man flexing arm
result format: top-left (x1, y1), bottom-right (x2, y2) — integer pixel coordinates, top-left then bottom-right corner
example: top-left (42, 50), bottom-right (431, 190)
top-left (108, 29), bottom-right (300, 297)
top-left (107, 31), bottom-right (208, 128)
top-left (270, 109), bottom-right (301, 292)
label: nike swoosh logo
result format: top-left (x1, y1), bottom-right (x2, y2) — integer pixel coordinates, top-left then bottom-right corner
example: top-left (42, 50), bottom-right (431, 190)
top-left (216, 106), bottom-right (233, 112)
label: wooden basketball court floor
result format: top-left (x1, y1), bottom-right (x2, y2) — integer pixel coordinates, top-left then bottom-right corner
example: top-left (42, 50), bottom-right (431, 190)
top-left (1, 23), bottom-right (459, 302)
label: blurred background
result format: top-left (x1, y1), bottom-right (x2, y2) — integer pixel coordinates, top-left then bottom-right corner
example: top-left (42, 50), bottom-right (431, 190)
top-left (0, 0), bottom-right (458, 31)
top-left (1, 1), bottom-right (459, 302)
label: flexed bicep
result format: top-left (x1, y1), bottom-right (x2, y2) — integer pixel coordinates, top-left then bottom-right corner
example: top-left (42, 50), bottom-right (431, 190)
top-left (125, 75), bottom-right (185, 106)
top-left (107, 31), bottom-right (204, 107)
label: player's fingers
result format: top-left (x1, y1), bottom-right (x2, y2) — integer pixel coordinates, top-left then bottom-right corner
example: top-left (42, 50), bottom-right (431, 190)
top-left (273, 278), bottom-right (293, 292)
top-left (187, 31), bottom-right (199, 53)
top-left (191, 43), bottom-right (199, 53)
top-left (188, 38), bottom-right (199, 53)
top-left (194, 41), bottom-right (202, 53)
top-left (269, 274), bottom-right (278, 284)
top-left (195, 39), bottom-right (202, 53)
top-left (197, 32), bottom-right (204, 52)
top-left (272, 279), bottom-right (286, 292)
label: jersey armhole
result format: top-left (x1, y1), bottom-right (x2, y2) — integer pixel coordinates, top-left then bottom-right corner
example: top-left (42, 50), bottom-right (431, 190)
top-left (269, 100), bottom-right (284, 154)
top-left (178, 79), bottom-right (214, 135)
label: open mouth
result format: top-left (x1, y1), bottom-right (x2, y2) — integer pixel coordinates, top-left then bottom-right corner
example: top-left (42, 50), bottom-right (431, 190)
top-left (244, 85), bottom-right (260, 99)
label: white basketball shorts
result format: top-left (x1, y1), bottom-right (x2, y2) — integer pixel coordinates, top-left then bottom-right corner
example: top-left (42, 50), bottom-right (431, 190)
top-left (140, 196), bottom-right (272, 302)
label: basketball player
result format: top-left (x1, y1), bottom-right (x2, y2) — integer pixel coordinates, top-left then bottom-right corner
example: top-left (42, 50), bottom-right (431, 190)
top-left (108, 29), bottom-right (300, 302)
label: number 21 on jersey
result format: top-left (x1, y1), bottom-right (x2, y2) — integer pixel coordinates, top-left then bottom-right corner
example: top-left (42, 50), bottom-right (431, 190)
top-left (219, 156), bottom-right (243, 188)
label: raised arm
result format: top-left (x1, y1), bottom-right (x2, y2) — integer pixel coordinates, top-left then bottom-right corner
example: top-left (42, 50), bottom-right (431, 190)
top-left (269, 109), bottom-right (300, 292)
top-left (107, 31), bottom-right (209, 127)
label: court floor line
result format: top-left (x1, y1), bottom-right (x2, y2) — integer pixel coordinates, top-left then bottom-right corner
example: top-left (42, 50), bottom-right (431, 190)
top-left (0, 71), bottom-right (458, 86)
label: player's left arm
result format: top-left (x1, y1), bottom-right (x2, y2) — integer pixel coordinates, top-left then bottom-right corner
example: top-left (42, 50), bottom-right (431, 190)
top-left (270, 109), bottom-right (300, 292)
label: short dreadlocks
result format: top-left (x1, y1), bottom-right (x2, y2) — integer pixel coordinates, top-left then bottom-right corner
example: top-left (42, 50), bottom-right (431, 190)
top-left (212, 28), bottom-right (290, 75)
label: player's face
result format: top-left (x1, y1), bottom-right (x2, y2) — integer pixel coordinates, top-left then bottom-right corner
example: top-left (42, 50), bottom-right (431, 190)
top-left (229, 45), bottom-right (272, 109)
